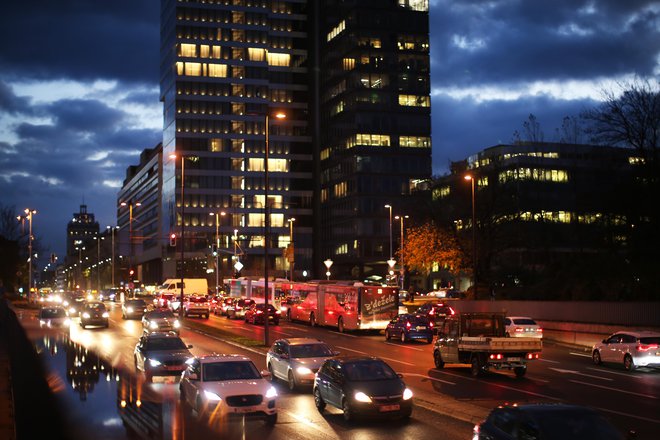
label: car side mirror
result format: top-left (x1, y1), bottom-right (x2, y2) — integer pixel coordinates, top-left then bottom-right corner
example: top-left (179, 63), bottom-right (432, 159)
top-left (333, 351), bottom-right (340, 356)
top-left (187, 344), bottom-right (193, 349)
top-left (261, 370), bottom-right (272, 379)
top-left (188, 373), bottom-right (198, 381)
top-left (397, 373), bottom-right (404, 379)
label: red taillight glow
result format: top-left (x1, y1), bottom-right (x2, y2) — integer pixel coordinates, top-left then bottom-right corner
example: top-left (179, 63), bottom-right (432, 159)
top-left (637, 344), bottom-right (659, 351)
top-left (275, 311), bottom-right (281, 314)
top-left (489, 353), bottom-right (503, 360)
top-left (449, 307), bottom-right (455, 315)
top-left (256, 310), bottom-right (263, 314)
top-left (406, 321), bottom-right (411, 329)
top-left (526, 353), bottom-right (540, 359)
top-left (429, 321), bottom-right (434, 327)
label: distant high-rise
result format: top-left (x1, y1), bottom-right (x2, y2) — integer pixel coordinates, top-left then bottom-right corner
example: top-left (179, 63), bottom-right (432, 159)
top-left (160, 0), bottom-right (313, 280)
top-left (65, 204), bottom-right (99, 284)
top-left (316, 0), bottom-right (432, 280)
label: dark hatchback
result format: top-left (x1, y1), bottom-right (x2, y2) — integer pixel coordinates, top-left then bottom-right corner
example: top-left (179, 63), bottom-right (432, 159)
top-left (415, 302), bottom-right (455, 331)
top-left (133, 332), bottom-right (193, 382)
top-left (313, 356), bottom-right (413, 422)
top-left (244, 303), bottom-right (281, 325)
top-left (474, 403), bottom-right (631, 440)
top-left (122, 299), bottom-right (147, 320)
top-left (385, 313), bottom-right (434, 343)
top-left (80, 301), bottom-right (109, 329)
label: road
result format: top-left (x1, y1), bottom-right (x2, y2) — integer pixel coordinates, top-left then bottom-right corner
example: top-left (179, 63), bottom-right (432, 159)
top-left (17, 302), bottom-right (660, 439)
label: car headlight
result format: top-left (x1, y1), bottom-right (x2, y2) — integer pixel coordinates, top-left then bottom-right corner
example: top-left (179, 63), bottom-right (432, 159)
top-left (403, 388), bottom-right (413, 400)
top-left (63, 319), bottom-right (71, 327)
top-left (185, 357), bottom-right (195, 365)
top-left (354, 391), bottom-right (372, 403)
top-left (126, 307), bottom-right (134, 313)
top-left (39, 320), bottom-right (46, 326)
top-left (102, 312), bottom-right (109, 318)
top-left (63, 301), bottom-right (69, 306)
top-left (204, 390), bottom-right (222, 401)
top-left (69, 307), bottom-right (76, 314)
top-left (149, 321), bottom-right (158, 329)
top-left (296, 366), bottom-right (313, 375)
top-left (148, 359), bottom-right (162, 367)
top-left (265, 386), bottom-right (278, 399)
top-left (82, 312), bottom-right (91, 319)
top-left (173, 320), bottom-right (181, 328)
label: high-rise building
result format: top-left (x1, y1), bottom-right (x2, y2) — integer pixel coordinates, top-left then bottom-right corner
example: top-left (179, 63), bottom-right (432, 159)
top-left (160, 0), bottom-right (313, 281)
top-left (316, 0), bottom-right (432, 280)
top-left (65, 204), bottom-right (99, 288)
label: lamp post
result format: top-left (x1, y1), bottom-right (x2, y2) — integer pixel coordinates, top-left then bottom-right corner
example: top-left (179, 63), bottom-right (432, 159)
top-left (18, 209), bottom-right (37, 302)
top-left (324, 259), bottom-right (333, 280)
top-left (209, 211), bottom-right (226, 295)
top-left (96, 234), bottom-right (104, 293)
top-left (395, 215), bottom-right (409, 290)
top-left (75, 246), bottom-right (85, 290)
top-left (264, 111), bottom-right (286, 347)
top-left (464, 174), bottom-right (477, 299)
top-left (170, 153), bottom-right (188, 319)
top-left (384, 204), bottom-right (393, 260)
top-left (287, 218), bottom-right (295, 281)
top-left (106, 226), bottom-right (119, 288)
top-left (120, 201), bottom-right (141, 298)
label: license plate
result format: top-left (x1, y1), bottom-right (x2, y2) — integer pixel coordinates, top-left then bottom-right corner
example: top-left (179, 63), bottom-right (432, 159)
top-left (507, 357), bottom-right (521, 362)
top-left (416, 326), bottom-right (426, 330)
top-left (166, 366), bottom-right (182, 371)
top-left (234, 407), bottom-right (256, 413)
top-left (379, 404), bottom-right (400, 412)
top-left (268, 316), bottom-right (274, 319)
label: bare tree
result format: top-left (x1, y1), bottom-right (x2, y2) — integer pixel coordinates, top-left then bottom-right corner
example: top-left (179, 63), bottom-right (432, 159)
top-left (512, 114), bottom-right (545, 143)
top-left (0, 204), bottom-right (21, 240)
top-left (556, 116), bottom-right (584, 144)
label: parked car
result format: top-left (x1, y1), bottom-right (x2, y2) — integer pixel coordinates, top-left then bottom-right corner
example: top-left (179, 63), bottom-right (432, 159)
top-left (313, 356), bottom-right (413, 422)
top-left (134, 332), bottom-right (193, 382)
top-left (415, 301), bottom-right (455, 331)
top-left (385, 313), bottom-right (434, 343)
top-left (38, 306), bottom-right (71, 328)
top-left (244, 303), bottom-right (281, 325)
top-left (473, 403), bottom-right (630, 439)
top-left (122, 299), bottom-right (148, 320)
top-left (592, 331), bottom-right (660, 371)
top-left (80, 301), bottom-right (109, 329)
top-left (504, 316), bottom-right (543, 338)
top-left (179, 354), bottom-right (278, 425)
top-left (266, 338), bottom-right (337, 391)
top-left (226, 298), bottom-right (255, 320)
top-left (182, 295), bottom-right (211, 318)
top-left (142, 309), bottom-right (181, 335)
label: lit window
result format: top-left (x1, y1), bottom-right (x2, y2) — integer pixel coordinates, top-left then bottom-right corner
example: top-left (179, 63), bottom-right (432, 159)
top-left (248, 47), bottom-right (265, 61)
top-left (398, 0), bottom-right (429, 11)
top-left (352, 134), bottom-right (391, 147)
top-left (334, 181), bottom-right (348, 198)
top-left (183, 62), bottom-right (201, 76)
top-left (208, 63), bottom-right (227, 77)
top-left (399, 136), bottom-right (430, 148)
top-left (327, 20), bottom-right (346, 42)
top-left (267, 52), bottom-right (290, 66)
top-left (179, 44), bottom-right (197, 57)
top-left (399, 94), bottom-right (430, 107)
top-left (342, 58), bottom-right (355, 70)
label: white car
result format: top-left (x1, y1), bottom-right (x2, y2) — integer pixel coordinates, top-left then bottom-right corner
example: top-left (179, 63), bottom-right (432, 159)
top-left (504, 316), bottom-right (543, 338)
top-left (266, 338), bottom-right (338, 391)
top-left (38, 306), bottom-right (71, 328)
top-left (592, 331), bottom-right (660, 371)
top-left (179, 354), bottom-right (278, 425)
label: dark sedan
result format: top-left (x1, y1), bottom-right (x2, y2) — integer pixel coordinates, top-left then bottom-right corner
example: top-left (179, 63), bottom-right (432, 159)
top-left (244, 303), bottom-right (281, 325)
top-left (134, 333), bottom-right (193, 382)
top-left (80, 301), bottom-right (109, 329)
top-left (473, 403), bottom-right (631, 440)
top-left (313, 356), bottom-right (413, 422)
top-left (122, 299), bottom-right (147, 320)
top-left (385, 313), bottom-right (434, 343)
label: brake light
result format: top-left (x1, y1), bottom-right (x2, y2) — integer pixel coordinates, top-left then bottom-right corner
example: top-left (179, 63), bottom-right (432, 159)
top-left (515, 328), bottom-right (524, 332)
top-left (489, 353), bottom-right (503, 360)
top-left (429, 309), bottom-right (435, 316)
top-left (637, 344), bottom-right (659, 351)
top-left (429, 321), bottom-right (433, 328)
top-left (526, 353), bottom-right (540, 359)
top-left (536, 328), bottom-right (543, 333)
top-left (406, 321), bottom-right (411, 329)
top-left (448, 307), bottom-right (455, 315)
top-left (275, 311), bottom-right (281, 314)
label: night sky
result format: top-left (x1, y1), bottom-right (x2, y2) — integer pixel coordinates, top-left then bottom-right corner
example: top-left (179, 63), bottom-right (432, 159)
top-left (1, 0), bottom-right (658, 261)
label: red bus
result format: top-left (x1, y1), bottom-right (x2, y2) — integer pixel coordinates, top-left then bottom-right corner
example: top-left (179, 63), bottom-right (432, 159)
top-left (288, 281), bottom-right (398, 332)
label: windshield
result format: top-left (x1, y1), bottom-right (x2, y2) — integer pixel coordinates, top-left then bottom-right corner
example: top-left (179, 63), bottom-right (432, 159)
top-left (146, 338), bottom-right (188, 351)
top-left (85, 303), bottom-right (106, 311)
top-left (126, 300), bottom-right (146, 307)
top-left (290, 344), bottom-right (334, 358)
top-left (148, 310), bottom-right (175, 319)
top-left (343, 360), bottom-right (397, 382)
top-left (531, 410), bottom-right (623, 440)
top-left (41, 308), bottom-right (67, 318)
top-left (203, 361), bottom-right (261, 381)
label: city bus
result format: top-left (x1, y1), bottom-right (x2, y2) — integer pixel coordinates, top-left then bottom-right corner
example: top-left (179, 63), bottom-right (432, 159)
top-left (223, 277), bottom-right (289, 311)
top-left (288, 281), bottom-right (399, 332)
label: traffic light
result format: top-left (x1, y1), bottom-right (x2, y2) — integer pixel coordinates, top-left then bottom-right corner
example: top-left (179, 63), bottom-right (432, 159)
top-left (211, 244), bottom-right (218, 257)
top-left (170, 233), bottom-right (177, 247)
top-left (129, 268), bottom-right (135, 280)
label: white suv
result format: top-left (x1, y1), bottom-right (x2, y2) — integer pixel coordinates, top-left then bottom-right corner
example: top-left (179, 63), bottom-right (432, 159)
top-left (592, 331), bottom-right (660, 371)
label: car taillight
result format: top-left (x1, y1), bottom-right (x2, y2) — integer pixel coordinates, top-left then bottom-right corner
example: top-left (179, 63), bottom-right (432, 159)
top-left (536, 328), bottom-right (543, 333)
top-left (637, 344), bottom-right (659, 351)
top-left (406, 321), bottom-right (411, 329)
top-left (448, 307), bottom-right (455, 315)
top-left (489, 353), bottom-right (503, 360)
top-left (429, 309), bottom-right (435, 315)
top-left (515, 328), bottom-right (524, 332)
top-left (526, 353), bottom-right (540, 359)
top-left (236, 306), bottom-right (242, 310)
top-left (275, 311), bottom-right (281, 314)
top-left (429, 321), bottom-right (433, 328)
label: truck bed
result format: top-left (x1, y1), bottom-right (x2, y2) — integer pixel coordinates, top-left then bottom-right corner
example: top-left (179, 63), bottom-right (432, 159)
top-left (457, 336), bottom-right (542, 352)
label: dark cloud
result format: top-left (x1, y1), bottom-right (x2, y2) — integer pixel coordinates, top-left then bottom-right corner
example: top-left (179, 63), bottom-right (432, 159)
top-left (47, 99), bottom-right (126, 134)
top-left (119, 88), bottom-right (161, 106)
top-left (0, 81), bottom-right (33, 114)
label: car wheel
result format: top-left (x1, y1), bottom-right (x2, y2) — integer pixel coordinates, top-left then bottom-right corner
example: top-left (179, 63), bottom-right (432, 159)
top-left (624, 354), bottom-right (636, 371)
top-left (309, 312), bottom-right (316, 327)
top-left (385, 330), bottom-right (391, 340)
top-left (342, 398), bottom-right (353, 422)
top-left (337, 316), bottom-right (344, 333)
top-left (514, 367), bottom-right (527, 378)
top-left (287, 371), bottom-right (297, 392)
top-left (592, 350), bottom-right (602, 365)
top-left (433, 350), bottom-right (445, 369)
top-left (81, 323), bottom-right (86, 329)
top-left (204, 314), bottom-right (209, 319)
top-left (400, 331), bottom-right (407, 343)
top-left (265, 413), bottom-right (278, 426)
top-left (313, 387), bottom-right (326, 412)
top-left (470, 355), bottom-right (482, 377)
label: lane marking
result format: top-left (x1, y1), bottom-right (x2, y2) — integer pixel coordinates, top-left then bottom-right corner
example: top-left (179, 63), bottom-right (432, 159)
top-left (328, 331), bottom-right (358, 338)
top-left (384, 342), bottom-right (424, 352)
top-left (596, 406), bottom-right (660, 424)
top-left (569, 380), bottom-right (659, 399)
top-left (569, 352), bottom-right (591, 358)
top-left (538, 358), bottom-right (560, 364)
top-left (527, 376), bottom-right (550, 383)
top-left (336, 346), bottom-right (368, 355)
top-left (548, 367), bottom-right (613, 381)
top-left (585, 367), bottom-right (646, 379)
top-left (380, 356), bottom-right (416, 367)
top-left (405, 372), bottom-right (456, 385)
top-left (285, 411), bottom-right (338, 439)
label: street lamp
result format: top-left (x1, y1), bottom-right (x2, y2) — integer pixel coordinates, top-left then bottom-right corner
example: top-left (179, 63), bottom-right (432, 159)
top-left (96, 234), bottom-right (104, 293)
top-left (384, 205), bottom-right (393, 260)
top-left (464, 174), bottom-right (477, 299)
top-left (287, 218), bottom-right (295, 281)
top-left (209, 211), bottom-right (226, 295)
top-left (120, 200), bottom-right (141, 297)
top-left (106, 226), bottom-right (119, 288)
top-left (264, 111), bottom-right (286, 347)
top-left (395, 215), bottom-right (409, 290)
top-left (169, 153), bottom-right (189, 319)
top-left (75, 246), bottom-right (85, 290)
top-left (324, 259), bottom-right (333, 280)
top-left (17, 209), bottom-right (37, 302)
